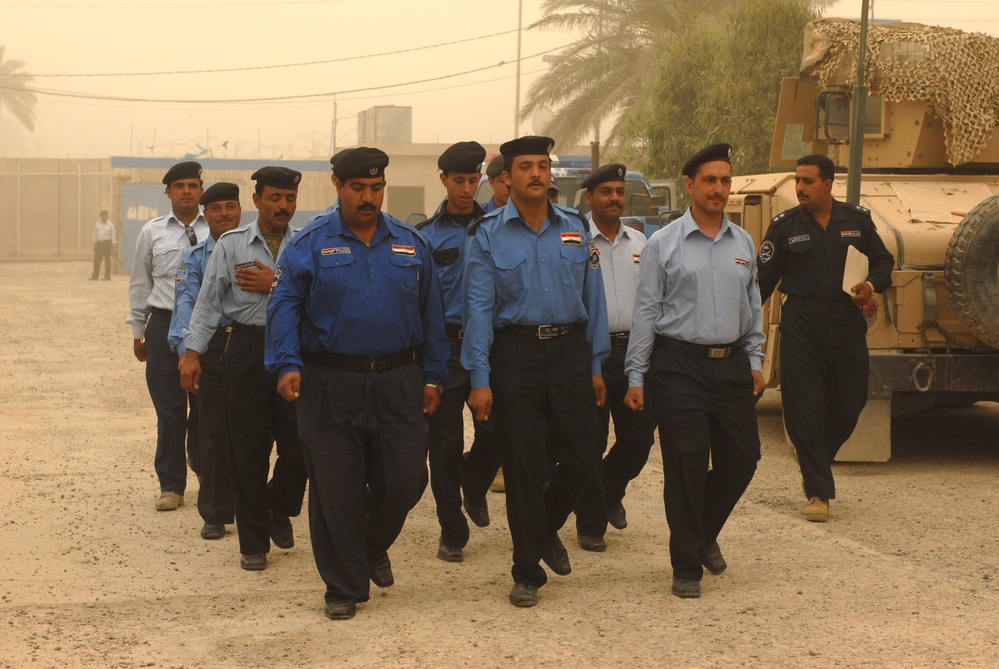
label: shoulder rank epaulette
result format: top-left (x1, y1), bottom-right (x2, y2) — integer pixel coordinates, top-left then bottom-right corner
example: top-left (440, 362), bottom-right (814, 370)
top-left (843, 201), bottom-right (871, 215)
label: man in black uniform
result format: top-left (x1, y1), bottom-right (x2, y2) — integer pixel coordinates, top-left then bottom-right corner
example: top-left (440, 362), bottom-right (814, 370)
top-left (756, 154), bottom-right (894, 522)
top-left (417, 141), bottom-right (500, 562)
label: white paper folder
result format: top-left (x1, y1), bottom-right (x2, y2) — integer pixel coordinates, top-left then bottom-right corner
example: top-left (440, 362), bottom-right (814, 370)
top-left (842, 244), bottom-right (869, 296)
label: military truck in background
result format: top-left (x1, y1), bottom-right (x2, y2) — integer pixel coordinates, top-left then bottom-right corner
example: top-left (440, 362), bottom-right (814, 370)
top-left (726, 19), bottom-right (999, 461)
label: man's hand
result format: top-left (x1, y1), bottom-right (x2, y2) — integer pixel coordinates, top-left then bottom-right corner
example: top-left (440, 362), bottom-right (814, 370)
top-left (624, 386), bottom-right (644, 411)
top-left (234, 260), bottom-right (276, 294)
top-left (850, 281), bottom-right (873, 306)
top-left (423, 386), bottom-right (441, 416)
top-left (592, 375), bottom-right (607, 407)
top-left (468, 387), bottom-right (493, 422)
top-left (133, 338), bottom-right (147, 362)
top-left (179, 351), bottom-right (202, 392)
top-left (752, 369), bottom-right (766, 396)
top-left (277, 372), bottom-right (301, 402)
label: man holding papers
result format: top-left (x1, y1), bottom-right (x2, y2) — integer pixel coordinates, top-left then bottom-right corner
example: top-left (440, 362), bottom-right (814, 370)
top-left (757, 154), bottom-right (894, 522)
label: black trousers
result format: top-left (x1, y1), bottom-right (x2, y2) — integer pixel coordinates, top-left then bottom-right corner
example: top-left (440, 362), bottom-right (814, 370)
top-left (427, 338), bottom-right (499, 548)
top-left (780, 301), bottom-right (869, 500)
top-left (92, 241), bottom-right (113, 279)
top-left (195, 328), bottom-right (234, 525)
top-left (574, 343), bottom-right (657, 538)
top-left (649, 347), bottom-right (760, 581)
top-left (222, 327), bottom-right (306, 556)
top-left (297, 362), bottom-right (429, 604)
top-left (144, 311), bottom-right (199, 495)
top-left (490, 329), bottom-right (602, 588)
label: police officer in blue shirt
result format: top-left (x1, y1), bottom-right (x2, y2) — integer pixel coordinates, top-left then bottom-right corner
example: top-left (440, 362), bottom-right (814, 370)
top-left (417, 141), bottom-right (500, 562)
top-left (462, 135), bottom-right (611, 608)
top-left (169, 182), bottom-right (241, 540)
top-left (265, 147), bottom-right (449, 621)
top-left (624, 144), bottom-right (765, 599)
top-left (127, 161), bottom-right (208, 511)
top-left (181, 166), bottom-right (307, 572)
top-left (480, 154), bottom-right (509, 214)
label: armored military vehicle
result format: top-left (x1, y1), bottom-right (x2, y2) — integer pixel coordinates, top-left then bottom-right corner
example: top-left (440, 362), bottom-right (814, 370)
top-left (726, 19), bottom-right (999, 460)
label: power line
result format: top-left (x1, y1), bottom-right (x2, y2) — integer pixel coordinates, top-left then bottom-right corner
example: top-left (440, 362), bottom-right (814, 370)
top-left (0, 0), bottom-right (356, 7)
top-left (9, 30), bottom-right (520, 78)
top-left (0, 46), bottom-right (568, 105)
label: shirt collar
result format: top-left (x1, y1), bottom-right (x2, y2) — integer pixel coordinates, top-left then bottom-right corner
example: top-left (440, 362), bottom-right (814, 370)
top-left (588, 219), bottom-right (631, 243)
top-left (325, 210), bottom-right (394, 243)
top-left (167, 209), bottom-right (206, 227)
top-left (679, 207), bottom-right (735, 240)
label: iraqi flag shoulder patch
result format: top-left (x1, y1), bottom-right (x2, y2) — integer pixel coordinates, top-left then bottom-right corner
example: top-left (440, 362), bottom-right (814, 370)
top-left (840, 230), bottom-right (861, 238)
top-left (392, 244), bottom-right (417, 257)
top-left (633, 253), bottom-right (642, 264)
top-left (560, 232), bottom-right (583, 246)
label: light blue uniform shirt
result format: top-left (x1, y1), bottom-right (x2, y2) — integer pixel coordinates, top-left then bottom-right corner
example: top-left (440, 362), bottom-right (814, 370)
top-left (264, 210), bottom-right (449, 385)
top-left (461, 200), bottom-right (611, 389)
top-left (184, 219), bottom-right (297, 354)
top-left (625, 208), bottom-right (765, 387)
top-left (168, 236), bottom-right (228, 355)
top-left (589, 221), bottom-right (647, 333)
top-left (127, 211), bottom-right (208, 338)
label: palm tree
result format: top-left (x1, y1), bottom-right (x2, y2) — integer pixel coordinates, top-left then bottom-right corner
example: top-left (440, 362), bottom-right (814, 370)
top-left (0, 46), bottom-right (38, 137)
top-left (523, 0), bottom-right (731, 146)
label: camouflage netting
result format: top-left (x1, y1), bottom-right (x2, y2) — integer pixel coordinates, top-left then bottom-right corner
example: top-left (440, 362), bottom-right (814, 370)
top-left (800, 19), bottom-right (999, 166)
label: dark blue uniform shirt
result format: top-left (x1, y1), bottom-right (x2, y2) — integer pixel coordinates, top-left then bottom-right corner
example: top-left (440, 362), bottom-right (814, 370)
top-left (417, 199), bottom-right (485, 326)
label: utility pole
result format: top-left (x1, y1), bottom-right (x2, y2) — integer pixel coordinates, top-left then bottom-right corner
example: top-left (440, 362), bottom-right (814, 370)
top-left (846, 0), bottom-right (871, 205)
top-left (514, 0), bottom-right (523, 138)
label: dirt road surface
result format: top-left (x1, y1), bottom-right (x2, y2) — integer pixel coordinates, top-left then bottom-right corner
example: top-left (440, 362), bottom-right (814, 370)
top-left (1, 262), bottom-right (998, 668)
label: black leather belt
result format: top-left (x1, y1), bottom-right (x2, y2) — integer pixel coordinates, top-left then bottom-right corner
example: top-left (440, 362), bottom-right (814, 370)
top-left (149, 307), bottom-right (172, 319)
top-left (445, 323), bottom-right (464, 341)
top-left (302, 349), bottom-right (417, 373)
top-left (231, 322), bottom-right (265, 335)
top-left (655, 335), bottom-right (741, 359)
top-left (609, 331), bottom-right (630, 346)
top-left (500, 323), bottom-right (581, 340)
top-left (786, 295), bottom-right (857, 312)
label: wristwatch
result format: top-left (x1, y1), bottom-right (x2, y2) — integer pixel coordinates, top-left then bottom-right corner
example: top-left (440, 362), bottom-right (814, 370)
top-left (426, 383), bottom-right (444, 395)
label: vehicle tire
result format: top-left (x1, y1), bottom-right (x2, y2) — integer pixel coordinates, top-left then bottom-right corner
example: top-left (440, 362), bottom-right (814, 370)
top-left (944, 194), bottom-right (999, 349)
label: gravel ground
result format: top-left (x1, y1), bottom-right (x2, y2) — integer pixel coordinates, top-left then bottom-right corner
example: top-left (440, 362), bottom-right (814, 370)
top-left (1, 261), bottom-right (998, 668)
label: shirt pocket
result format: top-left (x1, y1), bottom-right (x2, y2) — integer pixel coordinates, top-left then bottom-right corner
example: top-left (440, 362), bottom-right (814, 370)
top-left (432, 247), bottom-right (460, 267)
top-left (389, 253), bottom-right (421, 296)
top-left (729, 260), bottom-right (753, 302)
top-left (491, 248), bottom-right (528, 296)
top-left (559, 243), bottom-right (587, 290)
top-left (150, 236), bottom-right (180, 281)
top-left (316, 252), bottom-right (358, 307)
top-left (839, 231), bottom-right (863, 249)
top-left (786, 237), bottom-right (815, 254)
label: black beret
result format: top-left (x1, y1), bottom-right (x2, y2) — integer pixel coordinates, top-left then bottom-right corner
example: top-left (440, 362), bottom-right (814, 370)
top-left (333, 147), bottom-right (389, 181)
top-left (499, 135), bottom-right (555, 160)
top-left (438, 141), bottom-right (486, 173)
top-left (199, 182), bottom-right (240, 206)
top-left (485, 155), bottom-right (505, 179)
top-left (162, 161), bottom-right (202, 185)
top-left (329, 148), bottom-right (352, 171)
top-left (251, 166), bottom-right (302, 190)
top-left (548, 176), bottom-right (560, 193)
top-left (580, 163), bottom-right (627, 190)
top-left (681, 143), bottom-right (732, 178)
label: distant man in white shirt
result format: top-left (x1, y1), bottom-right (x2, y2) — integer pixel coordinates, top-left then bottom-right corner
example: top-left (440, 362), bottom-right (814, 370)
top-left (91, 210), bottom-right (116, 281)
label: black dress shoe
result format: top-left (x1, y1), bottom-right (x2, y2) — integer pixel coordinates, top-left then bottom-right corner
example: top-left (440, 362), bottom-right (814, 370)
top-left (577, 534), bottom-right (606, 552)
top-left (541, 535), bottom-right (571, 575)
top-left (324, 599), bottom-right (357, 620)
top-left (671, 576), bottom-right (701, 598)
top-left (369, 554), bottom-right (394, 588)
top-left (509, 582), bottom-right (538, 607)
top-left (200, 523), bottom-right (225, 540)
top-left (437, 539), bottom-right (463, 563)
top-left (463, 495), bottom-right (490, 528)
top-left (700, 541), bottom-right (727, 575)
top-left (240, 553), bottom-right (267, 571)
top-left (607, 501), bottom-right (628, 530)
top-left (269, 511), bottom-right (294, 549)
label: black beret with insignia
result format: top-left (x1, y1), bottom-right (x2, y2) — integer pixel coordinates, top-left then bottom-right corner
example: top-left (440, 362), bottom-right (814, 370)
top-left (333, 147), bottom-right (390, 181)
top-left (580, 163), bottom-right (627, 190)
top-left (162, 161), bottom-right (203, 185)
top-left (251, 166), bottom-right (302, 190)
top-left (499, 135), bottom-right (555, 160)
top-left (329, 148), bottom-right (352, 172)
top-left (199, 182), bottom-right (240, 206)
top-left (438, 141), bottom-right (487, 174)
top-left (485, 155), bottom-right (505, 179)
top-left (681, 143), bottom-right (732, 178)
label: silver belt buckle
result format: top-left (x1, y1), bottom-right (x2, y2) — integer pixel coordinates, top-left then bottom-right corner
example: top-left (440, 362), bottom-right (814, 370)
top-left (708, 347), bottom-right (728, 359)
top-left (537, 325), bottom-right (556, 340)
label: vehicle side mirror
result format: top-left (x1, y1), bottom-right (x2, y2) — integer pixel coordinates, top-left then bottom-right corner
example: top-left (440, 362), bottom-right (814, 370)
top-left (816, 89), bottom-right (851, 144)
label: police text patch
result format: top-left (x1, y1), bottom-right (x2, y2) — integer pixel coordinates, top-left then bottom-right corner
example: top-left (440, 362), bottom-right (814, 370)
top-left (789, 235), bottom-right (810, 245)
top-left (235, 261), bottom-right (255, 269)
top-left (392, 244), bottom-right (416, 257)
top-left (321, 247), bottom-right (351, 256)
top-left (561, 232), bottom-right (583, 246)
